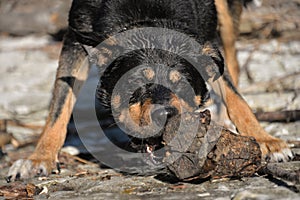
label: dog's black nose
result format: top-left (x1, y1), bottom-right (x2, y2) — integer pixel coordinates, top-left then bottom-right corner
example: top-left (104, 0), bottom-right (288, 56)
top-left (151, 106), bottom-right (178, 127)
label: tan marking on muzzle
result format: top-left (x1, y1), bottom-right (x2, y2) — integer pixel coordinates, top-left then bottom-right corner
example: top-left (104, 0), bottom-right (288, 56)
top-left (127, 99), bottom-right (154, 126)
top-left (140, 99), bottom-right (153, 126)
top-left (194, 95), bottom-right (202, 106)
top-left (170, 94), bottom-right (194, 113)
top-left (128, 102), bottom-right (142, 125)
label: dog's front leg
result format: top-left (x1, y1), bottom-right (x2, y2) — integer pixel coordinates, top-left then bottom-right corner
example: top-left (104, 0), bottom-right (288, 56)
top-left (221, 76), bottom-right (294, 162)
top-left (215, 0), bottom-right (242, 87)
top-left (7, 30), bottom-right (90, 181)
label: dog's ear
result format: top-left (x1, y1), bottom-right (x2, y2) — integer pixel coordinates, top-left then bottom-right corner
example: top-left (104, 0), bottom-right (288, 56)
top-left (83, 36), bottom-right (121, 69)
top-left (199, 42), bottom-right (224, 82)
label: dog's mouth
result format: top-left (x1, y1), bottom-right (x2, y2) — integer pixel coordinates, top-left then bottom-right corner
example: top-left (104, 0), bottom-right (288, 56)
top-left (130, 109), bottom-right (212, 167)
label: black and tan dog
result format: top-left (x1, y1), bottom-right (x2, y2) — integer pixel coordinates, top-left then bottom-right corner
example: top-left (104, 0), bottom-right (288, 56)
top-left (7, 0), bottom-right (293, 181)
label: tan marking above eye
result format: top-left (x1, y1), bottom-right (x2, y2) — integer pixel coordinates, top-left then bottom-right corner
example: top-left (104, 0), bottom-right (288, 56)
top-left (169, 70), bottom-right (182, 83)
top-left (142, 68), bottom-right (155, 81)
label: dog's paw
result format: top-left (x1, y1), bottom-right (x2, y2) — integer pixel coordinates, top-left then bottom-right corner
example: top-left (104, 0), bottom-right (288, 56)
top-left (6, 158), bottom-right (58, 182)
top-left (258, 138), bottom-right (294, 162)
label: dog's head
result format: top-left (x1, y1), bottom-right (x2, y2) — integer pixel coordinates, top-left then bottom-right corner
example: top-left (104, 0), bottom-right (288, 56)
top-left (97, 43), bottom-right (223, 140)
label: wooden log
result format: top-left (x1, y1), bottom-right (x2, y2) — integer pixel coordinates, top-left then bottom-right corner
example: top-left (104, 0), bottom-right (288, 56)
top-left (161, 110), bottom-right (262, 180)
top-left (255, 110), bottom-right (300, 123)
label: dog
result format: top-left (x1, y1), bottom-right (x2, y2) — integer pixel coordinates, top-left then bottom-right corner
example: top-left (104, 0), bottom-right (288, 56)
top-left (7, 0), bottom-right (293, 181)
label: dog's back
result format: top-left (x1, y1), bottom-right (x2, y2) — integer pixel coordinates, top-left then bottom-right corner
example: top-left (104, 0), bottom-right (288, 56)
top-left (69, 0), bottom-right (218, 46)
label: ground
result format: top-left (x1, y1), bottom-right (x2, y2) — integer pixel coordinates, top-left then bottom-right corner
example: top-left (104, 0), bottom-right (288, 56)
top-left (0, 0), bottom-right (299, 199)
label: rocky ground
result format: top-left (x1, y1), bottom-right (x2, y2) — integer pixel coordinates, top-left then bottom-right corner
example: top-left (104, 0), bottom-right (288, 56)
top-left (0, 0), bottom-right (300, 199)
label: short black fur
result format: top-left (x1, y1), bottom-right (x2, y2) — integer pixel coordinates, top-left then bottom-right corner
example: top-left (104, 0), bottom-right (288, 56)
top-left (69, 0), bottom-right (218, 46)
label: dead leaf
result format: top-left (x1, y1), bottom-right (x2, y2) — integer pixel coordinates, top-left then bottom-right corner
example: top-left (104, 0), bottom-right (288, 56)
top-left (169, 183), bottom-right (187, 190)
top-left (0, 182), bottom-right (28, 198)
